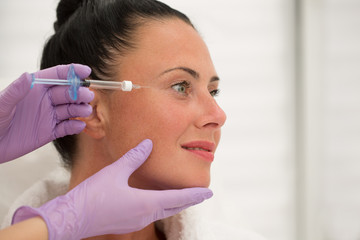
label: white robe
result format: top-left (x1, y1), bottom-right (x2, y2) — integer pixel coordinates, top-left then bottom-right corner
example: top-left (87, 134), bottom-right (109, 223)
top-left (1, 167), bottom-right (267, 240)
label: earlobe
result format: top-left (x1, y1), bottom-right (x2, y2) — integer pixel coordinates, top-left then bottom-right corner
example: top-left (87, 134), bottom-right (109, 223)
top-left (78, 102), bottom-right (106, 139)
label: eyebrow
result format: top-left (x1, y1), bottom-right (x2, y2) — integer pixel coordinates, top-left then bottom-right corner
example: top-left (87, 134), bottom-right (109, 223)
top-left (160, 66), bottom-right (220, 82)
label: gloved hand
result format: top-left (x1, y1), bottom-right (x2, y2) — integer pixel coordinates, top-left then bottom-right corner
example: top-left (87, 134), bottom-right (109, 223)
top-left (0, 64), bottom-right (94, 163)
top-left (12, 139), bottom-right (213, 240)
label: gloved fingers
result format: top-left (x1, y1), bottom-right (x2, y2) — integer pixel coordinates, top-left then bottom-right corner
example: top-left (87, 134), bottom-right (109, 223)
top-left (55, 104), bottom-right (93, 122)
top-left (114, 139), bottom-right (153, 179)
top-left (34, 64), bottom-right (91, 80)
top-left (0, 72), bottom-right (32, 114)
top-left (144, 188), bottom-right (212, 222)
top-left (76, 141), bottom-right (152, 188)
top-left (154, 187), bottom-right (213, 210)
top-left (54, 119), bottom-right (86, 138)
top-left (49, 86), bottom-right (94, 105)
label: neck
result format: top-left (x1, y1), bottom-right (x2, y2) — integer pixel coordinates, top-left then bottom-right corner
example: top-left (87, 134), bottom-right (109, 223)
top-left (69, 133), bottom-right (113, 190)
top-left (68, 135), bottom-right (165, 240)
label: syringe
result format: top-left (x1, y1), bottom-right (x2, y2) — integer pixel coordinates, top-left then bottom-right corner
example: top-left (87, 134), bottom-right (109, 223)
top-left (32, 78), bottom-right (140, 90)
top-left (80, 79), bottom-right (141, 90)
top-left (31, 65), bottom-right (145, 100)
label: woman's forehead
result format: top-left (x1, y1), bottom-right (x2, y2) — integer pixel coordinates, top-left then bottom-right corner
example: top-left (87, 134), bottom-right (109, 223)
top-left (114, 19), bottom-right (215, 82)
top-left (135, 19), bottom-right (203, 52)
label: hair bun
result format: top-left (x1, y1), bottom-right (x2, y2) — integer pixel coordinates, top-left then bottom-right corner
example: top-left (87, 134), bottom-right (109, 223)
top-left (54, 0), bottom-right (84, 32)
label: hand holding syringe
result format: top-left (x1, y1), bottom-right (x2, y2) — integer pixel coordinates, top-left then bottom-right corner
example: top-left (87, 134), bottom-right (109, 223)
top-left (0, 64), bottom-right (95, 162)
top-left (0, 63), bottom-right (150, 162)
top-left (32, 64), bottom-right (146, 100)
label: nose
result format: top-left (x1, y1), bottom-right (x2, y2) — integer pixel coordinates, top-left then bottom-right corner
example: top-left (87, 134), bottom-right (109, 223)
top-left (195, 94), bottom-right (227, 129)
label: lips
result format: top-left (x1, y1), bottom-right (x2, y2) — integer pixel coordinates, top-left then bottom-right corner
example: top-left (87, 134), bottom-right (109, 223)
top-left (181, 141), bottom-right (215, 162)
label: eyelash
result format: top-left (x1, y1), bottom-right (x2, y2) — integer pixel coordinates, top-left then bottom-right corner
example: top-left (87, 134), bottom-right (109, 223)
top-left (171, 81), bottom-right (191, 96)
top-left (171, 80), bottom-right (220, 97)
top-left (210, 89), bottom-right (220, 97)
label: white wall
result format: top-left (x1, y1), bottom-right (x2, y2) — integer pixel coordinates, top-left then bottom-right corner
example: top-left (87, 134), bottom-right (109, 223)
top-left (0, 1), bottom-right (359, 240)
top-left (321, 0), bottom-right (360, 239)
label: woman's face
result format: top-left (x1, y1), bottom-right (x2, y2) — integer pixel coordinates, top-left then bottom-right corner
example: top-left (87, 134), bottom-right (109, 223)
top-left (100, 19), bottom-right (226, 190)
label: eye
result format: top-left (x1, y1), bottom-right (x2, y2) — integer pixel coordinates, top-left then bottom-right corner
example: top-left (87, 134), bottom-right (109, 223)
top-left (171, 81), bottom-right (190, 95)
top-left (210, 89), bottom-right (220, 97)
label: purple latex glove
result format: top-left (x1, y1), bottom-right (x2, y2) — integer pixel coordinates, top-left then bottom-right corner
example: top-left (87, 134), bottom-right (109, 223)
top-left (12, 139), bottom-right (213, 240)
top-left (0, 64), bottom-right (94, 163)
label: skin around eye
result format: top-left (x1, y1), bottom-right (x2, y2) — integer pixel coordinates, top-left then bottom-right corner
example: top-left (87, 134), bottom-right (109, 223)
top-left (171, 80), bottom-right (221, 98)
top-left (210, 88), bottom-right (220, 97)
top-left (171, 81), bottom-right (191, 96)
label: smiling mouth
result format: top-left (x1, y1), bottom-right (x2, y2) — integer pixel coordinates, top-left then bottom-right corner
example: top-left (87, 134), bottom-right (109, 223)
top-left (182, 147), bottom-right (211, 152)
top-left (181, 141), bottom-right (215, 162)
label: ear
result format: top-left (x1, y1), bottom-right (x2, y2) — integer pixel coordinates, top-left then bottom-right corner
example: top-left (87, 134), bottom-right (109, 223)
top-left (78, 94), bottom-right (107, 139)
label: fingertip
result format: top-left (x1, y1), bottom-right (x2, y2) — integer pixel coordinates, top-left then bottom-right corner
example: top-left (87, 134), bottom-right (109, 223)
top-left (89, 89), bottom-right (95, 100)
top-left (117, 139), bottom-right (153, 175)
top-left (133, 139), bottom-right (153, 160)
top-left (70, 120), bottom-right (87, 133)
top-left (53, 64), bottom-right (91, 80)
top-left (203, 189), bottom-right (213, 200)
top-left (55, 120), bottom-right (86, 138)
top-left (158, 187), bottom-right (212, 211)
top-left (84, 104), bottom-right (93, 116)
top-left (71, 104), bottom-right (93, 118)
top-left (152, 188), bottom-right (213, 220)
top-left (72, 64), bottom-right (92, 79)
top-left (139, 139), bottom-right (153, 150)
top-left (78, 87), bottom-right (95, 103)
top-left (187, 188), bottom-right (213, 203)
top-left (137, 139), bottom-right (153, 158)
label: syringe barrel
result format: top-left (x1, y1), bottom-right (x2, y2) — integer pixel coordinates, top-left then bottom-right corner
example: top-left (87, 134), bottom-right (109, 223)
top-left (85, 80), bottom-right (132, 91)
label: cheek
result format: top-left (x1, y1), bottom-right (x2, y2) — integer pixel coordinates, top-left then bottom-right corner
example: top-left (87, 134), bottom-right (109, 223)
top-left (106, 91), bottom-right (211, 190)
top-left (105, 91), bottom-right (190, 157)
top-left (151, 102), bottom-right (189, 137)
top-left (131, 90), bottom-right (191, 137)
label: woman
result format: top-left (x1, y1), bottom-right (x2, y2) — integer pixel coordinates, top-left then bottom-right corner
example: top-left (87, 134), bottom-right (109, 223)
top-left (0, 64), bottom-right (212, 239)
top-left (63, 1), bottom-right (225, 238)
top-left (3, 0), bottom-right (265, 239)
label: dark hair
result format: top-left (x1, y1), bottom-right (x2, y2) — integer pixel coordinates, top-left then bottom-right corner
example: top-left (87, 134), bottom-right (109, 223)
top-left (41, 0), bottom-right (194, 167)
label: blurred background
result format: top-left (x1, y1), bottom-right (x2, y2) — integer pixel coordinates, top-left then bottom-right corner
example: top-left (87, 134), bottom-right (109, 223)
top-left (0, 0), bottom-right (359, 239)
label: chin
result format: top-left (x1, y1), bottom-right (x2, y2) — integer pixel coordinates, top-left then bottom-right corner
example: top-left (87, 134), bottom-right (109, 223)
top-left (179, 171), bottom-right (211, 189)
top-left (172, 164), bottom-right (212, 189)
top-left (193, 177), bottom-right (211, 188)
top-left (130, 175), bottom-right (211, 191)
top-left (129, 160), bottom-right (212, 190)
